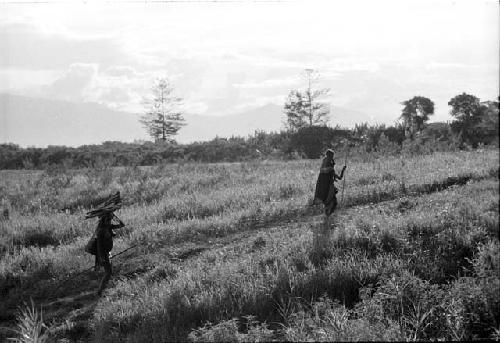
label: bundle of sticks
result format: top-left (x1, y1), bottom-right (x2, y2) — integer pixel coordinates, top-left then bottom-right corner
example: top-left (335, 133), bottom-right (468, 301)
top-left (85, 191), bottom-right (122, 219)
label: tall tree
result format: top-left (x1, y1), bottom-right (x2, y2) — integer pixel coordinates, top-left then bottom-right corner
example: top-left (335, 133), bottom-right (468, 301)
top-left (283, 90), bottom-right (307, 131)
top-left (283, 69), bottom-right (330, 131)
top-left (140, 78), bottom-right (186, 142)
top-left (476, 100), bottom-right (500, 145)
top-left (478, 100), bottom-right (499, 136)
top-left (449, 93), bottom-right (498, 146)
top-left (400, 96), bottom-right (434, 139)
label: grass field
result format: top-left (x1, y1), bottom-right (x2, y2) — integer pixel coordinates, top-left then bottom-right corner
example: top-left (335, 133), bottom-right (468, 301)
top-left (0, 149), bottom-right (498, 342)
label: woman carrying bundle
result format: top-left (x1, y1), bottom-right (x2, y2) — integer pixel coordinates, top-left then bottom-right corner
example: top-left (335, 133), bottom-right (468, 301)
top-left (91, 213), bottom-right (125, 296)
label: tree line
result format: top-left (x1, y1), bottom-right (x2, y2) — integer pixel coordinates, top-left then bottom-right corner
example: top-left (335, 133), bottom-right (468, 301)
top-left (0, 70), bottom-right (498, 170)
top-left (0, 114), bottom-right (497, 170)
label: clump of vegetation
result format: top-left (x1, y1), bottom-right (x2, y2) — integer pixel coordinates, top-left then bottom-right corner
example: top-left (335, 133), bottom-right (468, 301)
top-left (189, 315), bottom-right (274, 342)
top-left (6, 300), bottom-right (49, 343)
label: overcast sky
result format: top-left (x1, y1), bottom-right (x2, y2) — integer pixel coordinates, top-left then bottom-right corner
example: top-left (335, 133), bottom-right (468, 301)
top-left (0, 0), bottom-right (498, 146)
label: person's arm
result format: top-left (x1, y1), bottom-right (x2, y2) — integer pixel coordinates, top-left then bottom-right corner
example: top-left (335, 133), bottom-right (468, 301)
top-left (111, 222), bottom-right (124, 230)
top-left (108, 217), bottom-right (124, 239)
top-left (111, 215), bottom-right (125, 230)
top-left (334, 166), bottom-right (347, 180)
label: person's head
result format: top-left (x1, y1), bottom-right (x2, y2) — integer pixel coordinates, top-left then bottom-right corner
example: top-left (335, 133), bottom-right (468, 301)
top-left (99, 213), bottom-right (113, 225)
top-left (325, 149), bottom-right (335, 159)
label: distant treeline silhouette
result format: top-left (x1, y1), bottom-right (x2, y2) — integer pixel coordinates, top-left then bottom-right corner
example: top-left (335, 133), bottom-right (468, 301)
top-left (1, 120), bottom-right (498, 170)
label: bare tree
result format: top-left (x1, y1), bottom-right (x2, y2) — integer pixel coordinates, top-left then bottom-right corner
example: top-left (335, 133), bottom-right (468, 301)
top-left (140, 78), bottom-right (186, 142)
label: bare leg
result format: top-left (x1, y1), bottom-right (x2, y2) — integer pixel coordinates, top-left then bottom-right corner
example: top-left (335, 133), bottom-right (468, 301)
top-left (312, 197), bottom-right (323, 205)
top-left (324, 197), bottom-right (337, 216)
top-left (324, 184), bottom-right (338, 216)
top-left (94, 256), bottom-right (100, 272)
top-left (97, 261), bottom-right (112, 296)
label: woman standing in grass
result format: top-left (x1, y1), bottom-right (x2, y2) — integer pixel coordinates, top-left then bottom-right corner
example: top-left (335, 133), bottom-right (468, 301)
top-left (313, 149), bottom-right (346, 216)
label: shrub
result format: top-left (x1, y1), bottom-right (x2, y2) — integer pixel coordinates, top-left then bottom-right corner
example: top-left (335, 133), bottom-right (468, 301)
top-left (283, 297), bottom-right (402, 341)
top-left (16, 228), bottom-right (59, 248)
top-left (189, 316), bottom-right (274, 342)
top-left (449, 276), bottom-right (500, 340)
top-left (7, 300), bottom-right (50, 343)
top-left (472, 240), bottom-right (500, 278)
top-left (356, 272), bottom-right (451, 341)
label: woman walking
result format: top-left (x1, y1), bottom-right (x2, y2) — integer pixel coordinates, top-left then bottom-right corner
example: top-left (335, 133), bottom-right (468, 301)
top-left (313, 149), bottom-right (346, 216)
top-left (93, 213), bottom-right (124, 296)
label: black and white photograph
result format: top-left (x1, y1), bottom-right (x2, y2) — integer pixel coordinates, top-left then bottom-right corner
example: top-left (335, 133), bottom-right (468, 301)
top-left (0, 0), bottom-right (498, 341)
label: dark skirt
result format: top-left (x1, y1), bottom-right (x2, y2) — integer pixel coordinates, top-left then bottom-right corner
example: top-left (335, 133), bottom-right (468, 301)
top-left (314, 172), bottom-right (334, 203)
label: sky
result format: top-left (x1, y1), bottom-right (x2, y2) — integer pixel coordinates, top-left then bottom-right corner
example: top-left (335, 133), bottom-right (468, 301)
top-left (0, 0), bottom-right (498, 146)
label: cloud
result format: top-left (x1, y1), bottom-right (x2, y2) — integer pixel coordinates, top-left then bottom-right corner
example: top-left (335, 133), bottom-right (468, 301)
top-left (89, 66), bottom-right (152, 107)
top-left (234, 77), bottom-right (299, 90)
top-left (183, 101), bottom-right (209, 115)
top-left (98, 88), bottom-right (131, 107)
top-left (104, 66), bottom-right (143, 78)
top-left (0, 69), bottom-right (60, 92)
top-left (43, 63), bottom-right (98, 102)
top-left (426, 62), bottom-right (471, 70)
top-left (26, 62), bottom-right (151, 111)
top-left (232, 95), bottom-right (286, 112)
top-left (1, 0), bottom-right (497, 129)
top-left (0, 22), bottom-right (127, 70)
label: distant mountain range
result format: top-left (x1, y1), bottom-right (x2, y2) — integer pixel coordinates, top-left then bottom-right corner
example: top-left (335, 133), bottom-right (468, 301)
top-left (0, 93), bottom-right (145, 147)
top-left (0, 93), bottom-right (370, 147)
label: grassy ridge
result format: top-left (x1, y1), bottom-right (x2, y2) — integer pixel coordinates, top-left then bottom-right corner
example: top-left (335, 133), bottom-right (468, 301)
top-left (0, 149), bottom-right (498, 341)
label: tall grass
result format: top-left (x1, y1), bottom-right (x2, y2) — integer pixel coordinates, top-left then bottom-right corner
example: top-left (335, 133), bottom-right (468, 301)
top-left (4, 300), bottom-right (49, 343)
top-left (90, 179), bottom-right (498, 342)
top-left (0, 149), bottom-right (498, 341)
